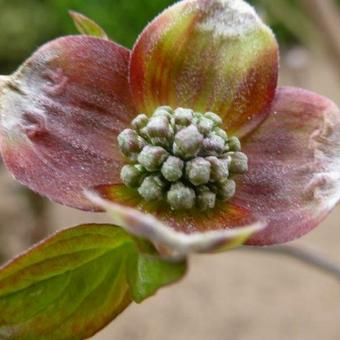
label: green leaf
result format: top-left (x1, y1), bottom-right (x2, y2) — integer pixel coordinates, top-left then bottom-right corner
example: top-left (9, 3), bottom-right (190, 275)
top-left (0, 224), bottom-right (186, 339)
top-left (69, 11), bottom-right (109, 39)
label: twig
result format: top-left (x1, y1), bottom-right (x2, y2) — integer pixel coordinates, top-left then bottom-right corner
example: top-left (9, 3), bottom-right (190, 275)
top-left (258, 0), bottom-right (321, 48)
top-left (22, 188), bottom-right (50, 244)
top-left (242, 245), bottom-right (340, 281)
top-left (298, 0), bottom-right (340, 74)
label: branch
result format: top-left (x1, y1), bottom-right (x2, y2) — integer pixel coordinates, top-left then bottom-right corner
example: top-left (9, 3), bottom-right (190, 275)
top-left (258, 0), bottom-right (320, 48)
top-left (298, 0), bottom-right (340, 74)
top-left (241, 245), bottom-right (340, 281)
top-left (22, 188), bottom-right (50, 244)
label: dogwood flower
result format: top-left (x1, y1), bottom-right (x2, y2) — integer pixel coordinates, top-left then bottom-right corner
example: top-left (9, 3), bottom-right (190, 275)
top-left (0, 0), bottom-right (340, 257)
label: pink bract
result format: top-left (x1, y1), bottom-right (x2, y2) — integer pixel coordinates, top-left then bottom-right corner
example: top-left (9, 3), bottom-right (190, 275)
top-left (0, 0), bottom-right (339, 253)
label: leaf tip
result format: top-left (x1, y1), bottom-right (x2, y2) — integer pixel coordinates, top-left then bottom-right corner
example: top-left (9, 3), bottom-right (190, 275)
top-left (68, 10), bottom-right (108, 39)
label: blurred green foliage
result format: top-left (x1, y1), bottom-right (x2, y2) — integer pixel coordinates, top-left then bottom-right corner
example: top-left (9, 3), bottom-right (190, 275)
top-left (0, 0), bottom-right (58, 72)
top-left (50, 0), bottom-right (175, 48)
top-left (0, 0), bottom-right (339, 73)
top-left (0, 0), bottom-right (176, 73)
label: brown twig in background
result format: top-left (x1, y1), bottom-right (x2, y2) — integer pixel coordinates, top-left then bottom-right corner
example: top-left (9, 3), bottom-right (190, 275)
top-left (298, 0), bottom-right (340, 74)
top-left (258, 0), bottom-right (321, 47)
top-left (22, 188), bottom-right (50, 244)
top-left (242, 245), bottom-right (340, 282)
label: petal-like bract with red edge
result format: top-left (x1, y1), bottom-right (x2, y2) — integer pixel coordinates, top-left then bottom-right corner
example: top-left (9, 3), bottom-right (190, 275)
top-left (0, 36), bottom-right (136, 210)
top-left (238, 87), bottom-right (340, 245)
top-left (86, 190), bottom-right (265, 257)
top-left (91, 183), bottom-right (265, 246)
top-left (130, 0), bottom-right (279, 137)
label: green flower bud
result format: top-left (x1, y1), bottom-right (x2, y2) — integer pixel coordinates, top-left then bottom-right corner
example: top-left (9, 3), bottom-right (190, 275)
top-left (161, 156), bottom-right (184, 182)
top-left (118, 129), bottom-right (145, 160)
top-left (138, 145), bottom-right (169, 172)
top-left (192, 112), bottom-right (202, 126)
top-left (172, 142), bottom-right (182, 157)
top-left (217, 179), bottom-right (236, 201)
top-left (197, 186), bottom-right (216, 210)
top-left (197, 117), bottom-right (214, 135)
top-left (202, 133), bottom-right (225, 156)
top-left (131, 114), bottom-right (148, 131)
top-left (186, 157), bottom-right (211, 186)
top-left (153, 107), bottom-right (173, 120)
top-left (214, 127), bottom-right (228, 141)
top-left (174, 125), bottom-right (203, 159)
top-left (120, 165), bottom-right (144, 188)
top-left (152, 138), bottom-right (172, 148)
top-left (204, 112), bottom-right (223, 126)
top-left (223, 143), bottom-right (230, 153)
top-left (138, 175), bottom-right (165, 201)
top-left (167, 182), bottom-right (196, 210)
top-left (174, 108), bottom-right (193, 126)
top-left (228, 136), bottom-right (242, 151)
top-left (146, 115), bottom-right (174, 147)
top-left (145, 116), bottom-right (172, 138)
top-left (227, 152), bottom-right (248, 174)
top-left (206, 156), bottom-right (229, 183)
top-left (138, 127), bottom-right (149, 141)
top-left (155, 106), bottom-right (173, 115)
top-left (175, 125), bottom-right (186, 133)
top-left (119, 106), bottom-right (246, 210)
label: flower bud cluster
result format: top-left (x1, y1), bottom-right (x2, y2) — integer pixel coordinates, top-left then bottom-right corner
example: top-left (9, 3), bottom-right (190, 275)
top-left (118, 106), bottom-right (248, 211)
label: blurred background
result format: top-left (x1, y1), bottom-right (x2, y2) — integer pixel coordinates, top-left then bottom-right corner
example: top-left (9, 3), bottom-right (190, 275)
top-left (0, 0), bottom-right (339, 339)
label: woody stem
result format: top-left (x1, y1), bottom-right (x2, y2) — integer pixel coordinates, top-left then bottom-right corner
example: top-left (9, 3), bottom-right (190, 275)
top-left (242, 245), bottom-right (340, 281)
top-left (298, 0), bottom-right (340, 75)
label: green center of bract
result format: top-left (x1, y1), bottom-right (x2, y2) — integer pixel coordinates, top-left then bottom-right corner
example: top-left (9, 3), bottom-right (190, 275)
top-left (118, 106), bottom-right (248, 211)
